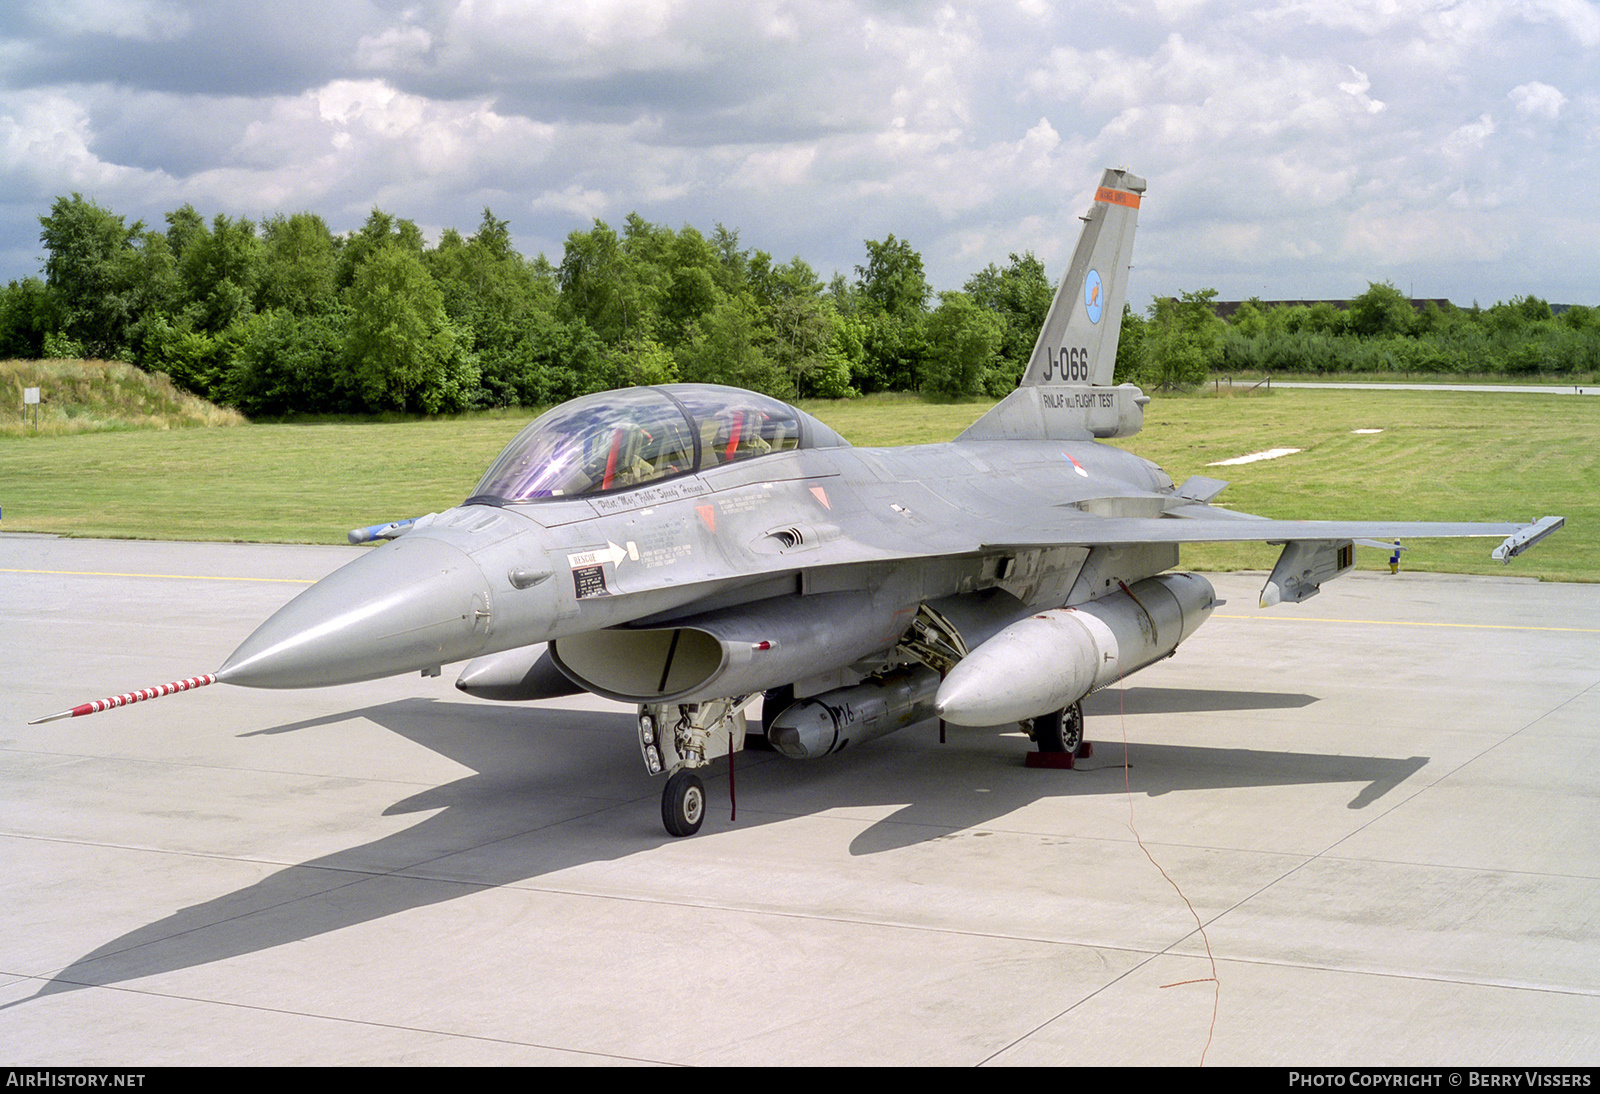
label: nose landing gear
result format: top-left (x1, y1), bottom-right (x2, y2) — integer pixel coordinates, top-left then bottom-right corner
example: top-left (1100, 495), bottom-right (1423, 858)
top-left (638, 696), bottom-right (753, 837)
top-left (661, 769), bottom-right (706, 837)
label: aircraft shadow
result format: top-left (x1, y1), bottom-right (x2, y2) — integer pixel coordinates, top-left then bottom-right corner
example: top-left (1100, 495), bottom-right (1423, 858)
top-left (848, 683), bottom-right (1416, 854)
top-left (1083, 685), bottom-right (1319, 716)
top-left (12, 687), bottom-right (1424, 1007)
top-left (846, 741), bottom-right (1426, 855)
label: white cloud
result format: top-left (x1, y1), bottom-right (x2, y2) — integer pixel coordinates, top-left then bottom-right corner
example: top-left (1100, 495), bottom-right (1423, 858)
top-left (1, 0), bottom-right (1597, 304)
top-left (1509, 81), bottom-right (1567, 119)
top-left (0, 90), bottom-right (157, 194)
top-left (1257, 0), bottom-right (1598, 69)
top-left (1338, 66), bottom-right (1386, 115)
top-left (356, 25), bottom-right (435, 72)
top-left (1523, 0), bottom-right (1600, 48)
top-left (751, 0), bottom-right (802, 40)
top-left (1019, 117), bottom-right (1061, 163)
top-left (1028, 35), bottom-right (1390, 146)
top-left (33, 0), bottom-right (191, 42)
top-left (1342, 204), bottom-right (1514, 264)
top-left (531, 183), bottom-right (611, 220)
top-left (735, 144), bottom-right (819, 189)
top-left (1444, 112), bottom-right (1496, 155)
top-left (435, 0), bottom-right (698, 78)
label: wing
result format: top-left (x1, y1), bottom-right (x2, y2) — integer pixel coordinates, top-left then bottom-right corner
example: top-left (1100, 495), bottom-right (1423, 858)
top-left (984, 511), bottom-right (1562, 559)
top-left (981, 509), bottom-right (1563, 607)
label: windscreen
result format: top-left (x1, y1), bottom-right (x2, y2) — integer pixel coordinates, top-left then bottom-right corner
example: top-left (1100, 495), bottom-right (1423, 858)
top-left (468, 385), bottom-right (844, 504)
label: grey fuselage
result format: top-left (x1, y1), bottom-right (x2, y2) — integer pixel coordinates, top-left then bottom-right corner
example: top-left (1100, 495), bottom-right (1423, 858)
top-left (215, 423), bottom-right (1178, 700)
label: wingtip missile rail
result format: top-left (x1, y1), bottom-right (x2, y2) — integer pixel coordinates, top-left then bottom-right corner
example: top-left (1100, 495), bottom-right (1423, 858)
top-left (1492, 516), bottom-right (1565, 563)
top-left (29, 674), bottom-right (218, 725)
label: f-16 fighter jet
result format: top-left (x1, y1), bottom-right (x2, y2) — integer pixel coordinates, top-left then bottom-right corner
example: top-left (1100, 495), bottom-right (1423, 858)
top-left (39, 168), bottom-right (1563, 837)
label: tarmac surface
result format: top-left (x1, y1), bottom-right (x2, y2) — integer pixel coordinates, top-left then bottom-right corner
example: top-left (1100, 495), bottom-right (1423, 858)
top-left (2, 534), bottom-right (1597, 1066)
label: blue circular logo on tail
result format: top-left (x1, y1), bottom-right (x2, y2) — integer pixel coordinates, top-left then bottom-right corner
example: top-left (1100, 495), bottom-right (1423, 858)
top-left (1084, 269), bottom-right (1103, 324)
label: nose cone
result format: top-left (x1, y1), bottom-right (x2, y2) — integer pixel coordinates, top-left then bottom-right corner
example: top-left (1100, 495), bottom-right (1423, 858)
top-left (218, 535), bottom-right (495, 688)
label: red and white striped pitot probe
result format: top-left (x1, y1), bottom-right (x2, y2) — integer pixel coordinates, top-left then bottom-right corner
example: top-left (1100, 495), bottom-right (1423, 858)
top-left (29, 674), bottom-right (218, 725)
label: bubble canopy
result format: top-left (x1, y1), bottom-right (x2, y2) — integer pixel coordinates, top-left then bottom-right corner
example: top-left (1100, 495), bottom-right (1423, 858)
top-left (466, 384), bottom-right (851, 505)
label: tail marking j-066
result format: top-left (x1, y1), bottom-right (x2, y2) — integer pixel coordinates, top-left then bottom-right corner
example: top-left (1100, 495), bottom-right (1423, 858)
top-left (1021, 167), bottom-right (1147, 389)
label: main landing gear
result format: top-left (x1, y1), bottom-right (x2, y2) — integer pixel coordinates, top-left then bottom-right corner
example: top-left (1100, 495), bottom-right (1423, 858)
top-left (1024, 701), bottom-right (1093, 769)
top-left (638, 696), bottom-right (753, 837)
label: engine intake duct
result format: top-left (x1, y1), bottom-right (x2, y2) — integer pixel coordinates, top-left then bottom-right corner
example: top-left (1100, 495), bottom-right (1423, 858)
top-left (550, 592), bottom-right (906, 704)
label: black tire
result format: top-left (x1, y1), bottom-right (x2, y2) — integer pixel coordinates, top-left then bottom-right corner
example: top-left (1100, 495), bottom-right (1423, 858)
top-left (1035, 702), bottom-right (1084, 754)
top-left (662, 769), bottom-right (706, 837)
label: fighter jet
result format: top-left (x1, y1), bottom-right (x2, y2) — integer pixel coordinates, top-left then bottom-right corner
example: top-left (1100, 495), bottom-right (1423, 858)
top-left (38, 168), bottom-right (1563, 837)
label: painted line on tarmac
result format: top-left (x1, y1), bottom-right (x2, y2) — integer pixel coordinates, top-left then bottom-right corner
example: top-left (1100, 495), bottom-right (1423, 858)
top-left (1, 567), bottom-right (315, 584)
top-left (1216, 613), bottom-right (1600, 633)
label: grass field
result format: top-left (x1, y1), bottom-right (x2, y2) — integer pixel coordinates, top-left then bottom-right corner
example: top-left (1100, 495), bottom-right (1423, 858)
top-left (1, 385), bottom-right (1592, 581)
top-left (1101, 388), bottom-right (1594, 580)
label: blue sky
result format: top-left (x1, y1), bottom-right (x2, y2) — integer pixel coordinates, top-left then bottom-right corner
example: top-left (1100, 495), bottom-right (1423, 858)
top-left (2, 0), bottom-right (1596, 310)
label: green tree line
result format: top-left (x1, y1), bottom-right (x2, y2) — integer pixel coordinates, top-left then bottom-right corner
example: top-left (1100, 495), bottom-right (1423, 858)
top-left (1113, 284), bottom-right (1600, 389)
top-left (0, 195), bottom-right (1060, 415)
top-left (3, 195), bottom-right (1592, 417)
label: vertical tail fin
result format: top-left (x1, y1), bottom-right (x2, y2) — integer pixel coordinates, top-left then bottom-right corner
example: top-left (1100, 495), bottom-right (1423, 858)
top-left (957, 168), bottom-right (1147, 443)
top-left (1020, 167), bottom-right (1145, 388)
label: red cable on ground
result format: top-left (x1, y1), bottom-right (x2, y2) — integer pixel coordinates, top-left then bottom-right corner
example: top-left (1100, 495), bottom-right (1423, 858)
top-left (1114, 676), bottom-right (1220, 1066)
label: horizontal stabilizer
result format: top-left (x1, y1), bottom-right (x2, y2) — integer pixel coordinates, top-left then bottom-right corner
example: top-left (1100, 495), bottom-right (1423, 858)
top-left (956, 383), bottom-right (1147, 442)
top-left (1175, 475), bottom-right (1229, 503)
